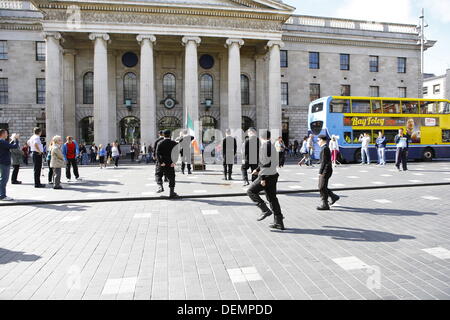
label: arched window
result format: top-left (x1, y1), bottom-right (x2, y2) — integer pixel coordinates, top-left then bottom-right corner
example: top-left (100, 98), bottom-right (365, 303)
top-left (200, 74), bottom-right (213, 104)
top-left (200, 115), bottom-right (217, 143)
top-left (79, 116), bottom-right (94, 144)
top-left (123, 72), bottom-right (137, 104)
top-left (241, 74), bottom-right (249, 105)
top-left (242, 116), bottom-right (254, 132)
top-left (158, 116), bottom-right (181, 132)
top-left (163, 73), bottom-right (176, 99)
top-left (120, 116), bottom-right (140, 144)
top-left (83, 72), bottom-right (93, 104)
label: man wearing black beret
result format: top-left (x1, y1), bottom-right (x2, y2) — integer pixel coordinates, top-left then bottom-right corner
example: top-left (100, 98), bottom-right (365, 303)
top-left (155, 130), bottom-right (179, 198)
top-left (317, 134), bottom-right (340, 210)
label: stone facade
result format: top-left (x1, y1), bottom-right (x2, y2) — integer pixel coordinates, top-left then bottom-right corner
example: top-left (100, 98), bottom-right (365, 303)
top-left (0, 0), bottom-right (434, 146)
top-left (423, 69), bottom-right (450, 100)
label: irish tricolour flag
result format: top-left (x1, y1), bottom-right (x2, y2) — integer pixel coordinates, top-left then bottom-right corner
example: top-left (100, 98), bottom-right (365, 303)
top-left (187, 114), bottom-right (200, 154)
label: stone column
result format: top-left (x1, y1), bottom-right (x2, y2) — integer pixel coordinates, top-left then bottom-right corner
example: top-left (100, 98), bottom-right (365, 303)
top-left (182, 36), bottom-right (201, 137)
top-left (255, 53), bottom-right (268, 130)
top-left (137, 34), bottom-right (157, 146)
top-left (267, 40), bottom-right (284, 136)
top-left (225, 38), bottom-right (244, 132)
top-left (107, 50), bottom-right (117, 143)
top-left (219, 52), bottom-right (228, 130)
top-left (89, 33), bottom-right (110, 146)
top-left (63, 49), bottom-right (76, 139)
top-left (44, 32), bottom-right (63, 143)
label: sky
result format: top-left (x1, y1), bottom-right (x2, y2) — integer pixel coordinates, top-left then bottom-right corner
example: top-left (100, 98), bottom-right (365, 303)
top-left (285, 0), bottom-right (450, 76)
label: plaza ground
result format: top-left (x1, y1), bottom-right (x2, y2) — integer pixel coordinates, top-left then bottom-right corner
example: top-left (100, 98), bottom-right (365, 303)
top-left (0, 161), bottom-right (449, 299)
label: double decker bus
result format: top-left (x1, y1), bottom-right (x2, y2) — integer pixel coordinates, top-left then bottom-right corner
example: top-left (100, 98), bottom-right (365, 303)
top-left (308, 96), bottom-right (450, 162)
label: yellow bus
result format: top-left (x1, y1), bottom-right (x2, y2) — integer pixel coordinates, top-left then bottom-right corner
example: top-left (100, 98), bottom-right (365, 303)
top-left (308, 96), bottom-right (450, 162)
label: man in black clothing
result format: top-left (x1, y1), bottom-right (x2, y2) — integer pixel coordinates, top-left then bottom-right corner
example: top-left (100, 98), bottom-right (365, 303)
top-left (394, 128), bottom-right (410, 171)
top-left (317, 135), bottom-right (340, 210)
top-left (247, 130), bottom-right (284, 230)
top-left (222, 129), bottom-right (237, 180)
top-left (153, 130), bottom-right (166, 183)
top-left (241, 128), bottom-right (260, 186)
top-left (178, 130), bottom-right (194, 174)
top-left (155, 130), bottom-right (179, 198)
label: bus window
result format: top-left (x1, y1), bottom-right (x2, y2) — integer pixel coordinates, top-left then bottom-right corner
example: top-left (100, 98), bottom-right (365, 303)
top-left (421, 101), bottom-right (438, 114)
top-left (372, 100), bottom-right (382, 113)
top-left (351, 100), bottom-right (371, 113)
top-left (402, 101), bottom-right (419, 114)
top-left (344, 132), bottom-right (352, 144)
top-left (330, 99), bottom-right (350, 113)
top-left (383, 101), bottom-right (401, 113)
top-left (311, 102), bottom-right (323, 113)
top-left (383, 130), bottom-right (398, 143)
top-left (443, 130), bottom-right (450, 143)
top-left (353, 130), bottom-right (371, 144)
top-left (438, 102), bottom-right (450, 114)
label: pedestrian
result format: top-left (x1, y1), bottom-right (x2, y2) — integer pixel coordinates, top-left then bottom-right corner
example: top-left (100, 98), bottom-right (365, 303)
top-left (138, 143), bottom-right (147, 163)
top-left (0, 128), bottom-right (19, 200)
top-left (98, 144), bottom-right (106, 169)
top-left (178, 130), bottom-right (194, 175)
top-left (395, 128), bottom-right (409, 172)
top-left (79, 143), bottom-right (87, 165)
top-left (111, 141), bottom-right (121, 168)
top-left (90, 143), bottom-right (97, 163)
top-left (50, 135), bottom-right (65, 190)
top-left (154, 130), bottom-right (166, 182)
top-left (10, 133), bottom-right (23, 184)
top-left (241, 128), bottom-right (260, 186)
top-left (105, 143), bottom-right (112, 162)
top-left (62, 136), bottom-right (81, 182)
top-left (307, 134), bottom-right (315, 164)
top-left (298, 136), bottom-right (309, 166)
top-left (274, 136), bottom-right (286, 168)
top-left (27, 127), bottom-right (45, 188)
top-left (317, 135), bottom-right (340, 210)
top-left (358, 132), bottom-right (371, 164)
top-left (375, 131), bottom-right (387, 165)
top-left (329, 135), bottom-right (340, 167)
top-left (247, 129), bottom-right (285, 230)
top-left (46, 140), bottom-right (54, 185)
top-left (22, 143), bottom-right (29, 165)
top-left (155, 129), bottom-right (179, 198)
top-left (294, 139), bottom-right (299, 156)
top-left (130, 143), bottom-right (136, 162)
top-left (222, 129), bottom-right (237, 180)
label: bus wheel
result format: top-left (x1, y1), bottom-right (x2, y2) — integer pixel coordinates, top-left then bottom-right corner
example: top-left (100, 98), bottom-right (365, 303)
top-left (354, 149), bottom-right (361, 163)
top-left (422, 148), bottom-right (434, 162)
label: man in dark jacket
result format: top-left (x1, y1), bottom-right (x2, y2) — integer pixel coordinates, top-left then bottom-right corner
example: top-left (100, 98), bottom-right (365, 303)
top-left (394, 128), bottom-right (410, 171)
top-left (0, 129), bottom-right (19, 201)
top-left (153, 130), bottom-right (166, 183)
top-left (155, 130), bottom-right (179, 198)
top-left (317, 134), bottom-right (340, 210)
top-left (222, 129), bottom-right (237, 180)
top-left (241, 128), bottom-right (260, 186)
top-left (247, 130), bottom-right (284, 230)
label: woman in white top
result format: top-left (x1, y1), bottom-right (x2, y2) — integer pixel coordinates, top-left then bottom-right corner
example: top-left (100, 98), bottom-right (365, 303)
top-left (111, 142), bottom-right (120, 168)
top-left (329, 135), bottom-right (340, 166)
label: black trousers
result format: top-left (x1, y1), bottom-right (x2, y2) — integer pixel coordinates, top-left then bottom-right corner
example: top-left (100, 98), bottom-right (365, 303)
top-left (66, 158), bottom-right (79, 180)
top-left (318, 172), bottom-right (337, 203)
top-left (48, 167), bottom-right (54, 183)
top-left (32, 152), bottom-right (42, 186)
top-left (247, 174), bottom-right (282, 216)
top-left (241, 163), bottom-right (258, 182)
top-left (278, 152), bottom-right (285, 167)
top-left (223, 164), bottom-right (233, 177)
top-left (156, 165), bottom-right (176, 189)
top-left (181, 162), bottom-right (191, 173)
top-left (395, 148), bottom-right (408, 171)
top-left (11, 165), bottom-right (19, 182)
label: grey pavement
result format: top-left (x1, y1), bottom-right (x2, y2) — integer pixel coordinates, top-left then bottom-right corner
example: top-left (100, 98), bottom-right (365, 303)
top-left (0, 161), bottom-right (449, 299)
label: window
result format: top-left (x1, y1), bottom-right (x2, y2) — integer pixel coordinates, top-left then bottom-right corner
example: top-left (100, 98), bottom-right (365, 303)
top-left (201, 116), bottom-right (218, 143)
top-left (200, 74), bottom-right (213, 104)
top-left (120, 116), bottom-right (140, 144)
top-left (353, 130), bottom-right (373, 144)
top-left (369, 56), bottom-right (379, 72)
top-left (83, 72), bottom-right (93, 104)
top-left (398, 87), bottom-right (407, 98)
top-left (311, 102), bottom-right (323, 113)
top-left (0, 78), bottom-right (8, 104)
top-left (341, 85), bottom-right (351, 96)
top-left (423, 86), bottom-right (428, 95)
top-left (79, 116), bottom-right (94, 145)
top-left (241, 74), bottom-right (249, 105)
top-left (397, 57), bottom-right (407, 73)
top-left (309, 83), bottom-right (320, 101)
top-left (438, 101), bottom-right (450, 114)
top-left (330, 99), bottom-right (350, 113)
top-left (281, 82), bottom-right (289, 105)
top-left (280, 50), bottom-right (288, 68)
top-left (163, 73), bottom-right (176, 99)
top-left (123, 72), bottom-right (137, 104)
top-left (383, 130), bottom-right (398, 143)
top-left (309, 52), bottom-right (319, 69)
top-left (369, 86), bottom-right (379, 97)
top-left (340, 54), bottom-right (350, 70)
top-left (443, 130), bottom-right (450, 143)
top-left (36, 41), bottom-right (45, 61)
top-left (402, 101), bottom-right (419, 114)
top-left (383, 100), bottom-right (401, 113)
top-left (372, 100), bottom-right (382, 113)
top-left (433, 84), bottom-right (441, 94)
top-left (352, 100), bottom-right (371, 113)
top-left (421, 101), bottom-right (438, 114)
top-left (242, 116), bottom-right (254, 132)
top-left (0, 41), bottom-right (7, 60)
top-left (36, 78), bottom-right (45, 104)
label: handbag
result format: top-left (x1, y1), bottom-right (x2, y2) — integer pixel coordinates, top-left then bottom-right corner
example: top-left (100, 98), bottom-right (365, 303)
top-left (106, 157), bottom-right (111, 165)
top-left (96, 154), bottom-right (100, 161)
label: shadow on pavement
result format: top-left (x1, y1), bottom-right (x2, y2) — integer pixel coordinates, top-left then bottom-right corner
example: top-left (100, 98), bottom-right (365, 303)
top-left (272, 226), bottom-right (415, 242)
top-left (0, 248), bottom-right (41, 264)
top-left (333, 206), bottom-right (437, 216)
top-left (188, 198), bottom-right (252, 207)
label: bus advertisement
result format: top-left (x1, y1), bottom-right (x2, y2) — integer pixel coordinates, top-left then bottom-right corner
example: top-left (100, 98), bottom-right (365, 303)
top-left (308, 96), bottom-right (450, 163)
